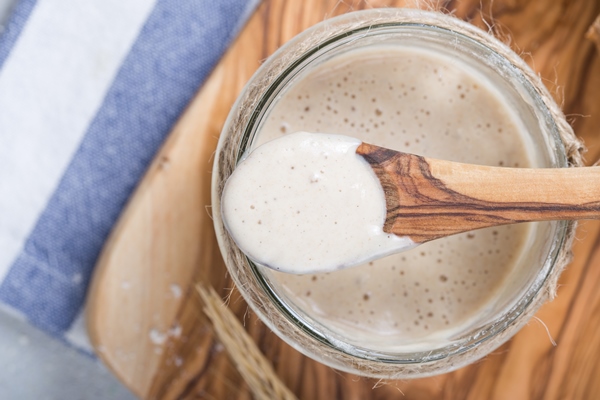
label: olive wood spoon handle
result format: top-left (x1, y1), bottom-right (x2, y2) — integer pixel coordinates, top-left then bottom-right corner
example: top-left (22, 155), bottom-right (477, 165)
top-left (357, 142), bottom-right (600, 244)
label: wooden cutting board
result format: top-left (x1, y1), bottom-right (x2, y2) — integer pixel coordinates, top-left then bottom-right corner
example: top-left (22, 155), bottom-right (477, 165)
top-left (86, 0), bottom-right (600, 399)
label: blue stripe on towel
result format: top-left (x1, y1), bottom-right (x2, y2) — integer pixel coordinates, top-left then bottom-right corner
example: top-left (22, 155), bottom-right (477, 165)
top-left (0, 0), bottom-right (37, 70)
top-left (0, 0), bottom-right (256, 334)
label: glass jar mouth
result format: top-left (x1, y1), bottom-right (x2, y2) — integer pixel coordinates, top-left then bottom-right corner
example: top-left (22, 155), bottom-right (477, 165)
top-left (213, 8), bottom-right (571, 378)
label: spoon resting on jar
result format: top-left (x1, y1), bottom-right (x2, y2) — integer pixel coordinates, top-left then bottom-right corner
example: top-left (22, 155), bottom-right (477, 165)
top-left (221, 131), bottom-right (600, 274)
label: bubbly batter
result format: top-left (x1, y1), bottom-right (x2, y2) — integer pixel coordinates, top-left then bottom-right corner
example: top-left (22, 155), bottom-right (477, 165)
top-left (248, 45), bottom-right (536, 349)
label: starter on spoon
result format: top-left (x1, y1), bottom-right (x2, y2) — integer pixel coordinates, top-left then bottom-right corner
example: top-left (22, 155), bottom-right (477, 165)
top-left (221, 132), bottom-right (416, 274)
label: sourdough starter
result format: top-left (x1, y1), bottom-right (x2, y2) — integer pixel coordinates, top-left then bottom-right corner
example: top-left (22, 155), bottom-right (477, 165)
top-left (252, 45), bottom-right (536, 349)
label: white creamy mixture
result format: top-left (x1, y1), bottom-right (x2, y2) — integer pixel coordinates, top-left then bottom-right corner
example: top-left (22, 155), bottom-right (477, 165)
top-left (234, 45), bottom-right (536, 349)
top-left (221, 132), bottom-right (415, 273)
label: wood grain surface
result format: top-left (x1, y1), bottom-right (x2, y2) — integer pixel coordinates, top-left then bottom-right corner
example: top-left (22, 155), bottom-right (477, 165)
top-left (86, 0), bottom-right (600, 399)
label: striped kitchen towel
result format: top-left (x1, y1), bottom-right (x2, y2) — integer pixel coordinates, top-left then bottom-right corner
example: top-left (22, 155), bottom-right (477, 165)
top-left (0, 0), bottom-right (259, 350)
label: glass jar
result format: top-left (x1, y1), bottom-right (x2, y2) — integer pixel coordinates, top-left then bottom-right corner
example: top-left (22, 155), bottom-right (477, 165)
top-left (212, 8), bottom-right (576, 378)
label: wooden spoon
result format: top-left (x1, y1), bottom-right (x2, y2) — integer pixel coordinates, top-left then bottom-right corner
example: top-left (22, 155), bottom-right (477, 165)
top-left (357, 142), bottom-right (600, 244)
top-left (222, 132), bottom-right (599, 274)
